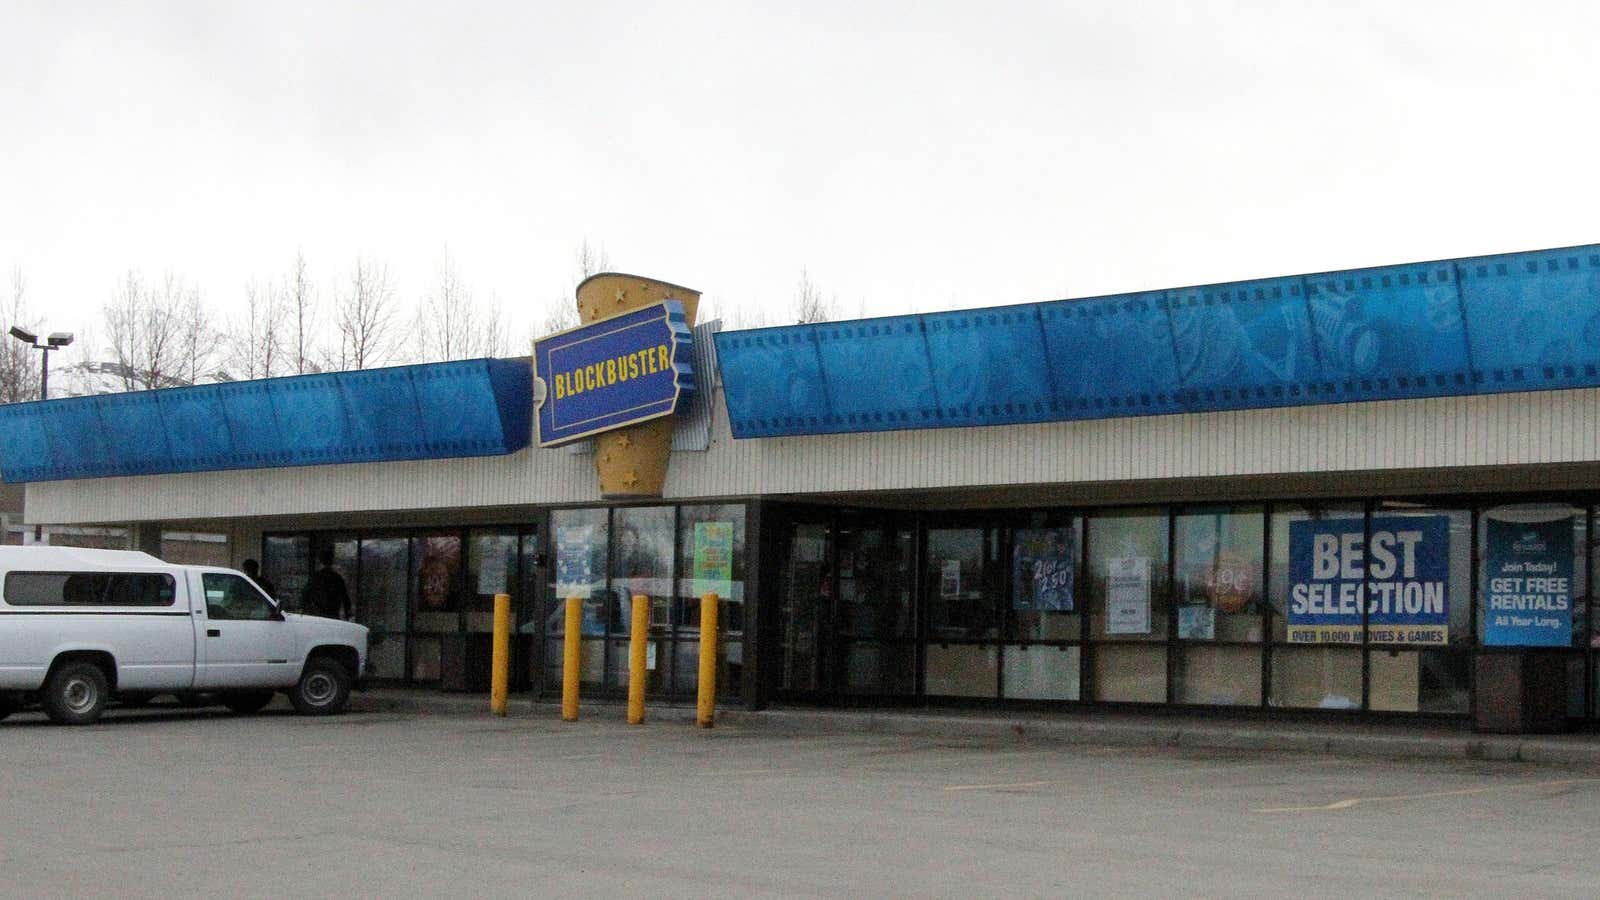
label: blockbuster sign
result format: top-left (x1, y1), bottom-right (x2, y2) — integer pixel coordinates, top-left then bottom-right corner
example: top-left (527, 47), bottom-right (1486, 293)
top-left (533, 300), bottom-right (695, 447)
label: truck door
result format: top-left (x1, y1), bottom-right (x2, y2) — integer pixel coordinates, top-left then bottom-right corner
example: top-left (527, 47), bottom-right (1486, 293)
top-left (193, 571), bottom-right (300, 689)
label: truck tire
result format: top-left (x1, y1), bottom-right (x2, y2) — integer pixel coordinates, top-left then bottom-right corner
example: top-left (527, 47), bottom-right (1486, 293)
top-left (290, 657), bottom-right (352, 715)
top-left (42, 661), bottom-right (111, 725)
top-left (223, 691), bottom-right (275, 715)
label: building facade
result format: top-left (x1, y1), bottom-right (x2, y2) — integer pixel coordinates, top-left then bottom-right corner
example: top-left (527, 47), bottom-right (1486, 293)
top-left (7, 247), bottom-right (1600, 729)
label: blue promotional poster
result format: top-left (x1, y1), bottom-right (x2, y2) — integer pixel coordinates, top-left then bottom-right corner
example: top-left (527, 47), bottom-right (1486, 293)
top-left (1483, 517), bottom-right (1574, 647)
top-left (533, 300), bottom-right (694, 447)
top-left (1286, 515), bottom-right (1450, 645)
top-left (554, 524), bottom-right (605, 635)
top-left (1011, 527), bottom-right (1075, 612)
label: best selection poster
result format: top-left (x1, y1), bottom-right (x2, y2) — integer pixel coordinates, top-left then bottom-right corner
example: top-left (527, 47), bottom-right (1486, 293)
top-left (1484, 516), bottom-right (1574, 647)
top-left (1012, 527), bottom-right (1075, 612)
top-left (1286, 515), bottom-right (1449, 645)
top-left (1105, 556), bottom-right (1151, 634)
top-left (692, 521), bottom-right (735, 597)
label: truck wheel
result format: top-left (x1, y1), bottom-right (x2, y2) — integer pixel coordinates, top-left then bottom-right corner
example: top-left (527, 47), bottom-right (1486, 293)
top-left (223, 691), bottom-right (275, 715)
top-left (42, 661), bottom-right (110, 725)
top-left (290, 657), bottom-right (351, 715)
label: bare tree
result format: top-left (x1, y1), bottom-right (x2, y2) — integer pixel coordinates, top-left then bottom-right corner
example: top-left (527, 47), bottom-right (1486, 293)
top-left (577, 238), bottom-right (611, 280)
top-left (177, 287), bottom-right (215, 386)
top-left (415, 246), bottom-right (481, 362)
top-left (530, 239), bottom-right (612, 342)
top-left (479, 294), bottom-right (509, 359)
top-left (225, 279), bottom-right (286, 380)
top-left (286, 251), bottom-right (317, 374)
top-left (333, 258), bottom-right (404, 371)
top-left (532, 293), bottom-right (580, 339)
top-left (103, 271), bottom-right (197, 391)
top-left (793, 268), bottom-right (833, 324)
top-left (0, 267), bottom-right (41, 403)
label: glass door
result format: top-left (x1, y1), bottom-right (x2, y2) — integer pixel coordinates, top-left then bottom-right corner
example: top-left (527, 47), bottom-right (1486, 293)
top-left (357, 536), bottom-right (410, 680)
top-left (835, 513), bottom-right (917, 697)
top-left (777, 517), bottom-right (831, 697)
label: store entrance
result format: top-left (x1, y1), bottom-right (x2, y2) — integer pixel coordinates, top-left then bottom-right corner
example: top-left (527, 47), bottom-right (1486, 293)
top-left (775, 509), bottom-right (917, 702)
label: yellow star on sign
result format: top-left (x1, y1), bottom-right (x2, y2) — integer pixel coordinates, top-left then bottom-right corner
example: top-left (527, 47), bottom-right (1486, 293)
top-left (623, 470), bottom-right (639, 487)
top-left (614, 433), bottom-right (631, 450)
top-left (614, 288), bottom-right (628, 305)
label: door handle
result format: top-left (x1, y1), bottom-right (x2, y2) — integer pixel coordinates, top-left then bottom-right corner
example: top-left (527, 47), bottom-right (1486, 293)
top-left (207, 628), bottom-right (221, 637)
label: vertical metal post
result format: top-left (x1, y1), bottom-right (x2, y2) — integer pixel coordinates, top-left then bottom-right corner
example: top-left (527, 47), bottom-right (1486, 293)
top-left (697, 592), bottom-right (719, 727)
top-left (39, 346), bottom-right (49, 401)
top-left (562, 596), bottom-right (581, 722)
top-left (490, 592), bottom-right (510, 716)
top-left (628, 594), bottom-right (648, 724)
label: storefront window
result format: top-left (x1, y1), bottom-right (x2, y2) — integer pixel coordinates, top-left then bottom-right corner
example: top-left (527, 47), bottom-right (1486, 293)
top-left (1087, 509), bottom-right (1169, 704)
top-left (612, 506), bottom-right (673, 629)
top-left (1483, 504), bottom-right (1588, 720)
top-left (1008, 520), bottom-right (1081, 642)
top-left (1478, 504), bottom-right (1586, 649)
top-left (1087, 509), bottom-right (1170, 641)
top-left (925, 527), bottom-right (1000, 697)
top-left (1269, 503), bottom-right (1363, 709)
top-left (1173, 507), bottom-right (1263, 641)
top-left (548, 508), bottom-right (609, 691)
top-left (676, 505), bottom-right (747, 699)
top-left (1366, 505), bottom-right (1471, 714)
top-left (466, 530), bottom-right (519, 633)
top-left (927, 528), bottom-right (999, 640)
top-left (359, 537), bottom-right (409, 680)
top-left (262, 534), bottom-right (310, 613)
top-left (410, 533), bottom-right (461, 682)
top-left (1172, 506), bottom-right (1264, 707)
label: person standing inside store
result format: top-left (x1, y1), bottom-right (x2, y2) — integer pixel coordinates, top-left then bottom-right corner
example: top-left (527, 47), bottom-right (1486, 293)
top-left (240, 559), bottom-right (278, 600)
top-left (301, 547), bottom-right (353, 620)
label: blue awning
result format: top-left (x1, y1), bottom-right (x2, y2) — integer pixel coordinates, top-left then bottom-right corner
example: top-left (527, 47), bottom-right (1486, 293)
top-left (0, 358), bottom-right (532, 483)
top-left (714, 244), bottom-right (1600, 439)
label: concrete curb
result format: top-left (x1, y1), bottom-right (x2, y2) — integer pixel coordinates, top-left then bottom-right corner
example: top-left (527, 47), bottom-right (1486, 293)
top-left (350, 690), bottom-right (1600, 767)
top-left (717, 709), bottom-right (1600, 767)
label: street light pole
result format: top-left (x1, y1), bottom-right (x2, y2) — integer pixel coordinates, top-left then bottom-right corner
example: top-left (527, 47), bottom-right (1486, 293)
top-left (8, 326), bottom-right (74, 401)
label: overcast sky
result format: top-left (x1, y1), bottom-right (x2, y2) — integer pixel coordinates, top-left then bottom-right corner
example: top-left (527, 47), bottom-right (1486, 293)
top-left (4, 1), bottom-right (1598, 356)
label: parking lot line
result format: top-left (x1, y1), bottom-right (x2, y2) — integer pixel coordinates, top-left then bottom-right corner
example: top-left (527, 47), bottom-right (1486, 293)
top-left (1254, 777), bottom-right (1600, 813)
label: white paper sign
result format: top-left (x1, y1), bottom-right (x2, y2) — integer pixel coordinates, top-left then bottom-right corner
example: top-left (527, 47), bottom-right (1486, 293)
top-left (478, 541), bottom-right (509, 595)
top-left (940, 559), bottom-right (962, 599)
top-left (1106, 556), bottom-right (1152, 635)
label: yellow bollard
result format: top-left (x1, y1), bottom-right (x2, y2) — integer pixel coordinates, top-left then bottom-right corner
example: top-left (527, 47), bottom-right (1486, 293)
top-left (628, 594), bottom-right (648, 725)
top-left (562, 596), bottom-right (581, 722)
top-left (490, 592), bottom-right (510, 716)
top-left (696, 592), bottom-right (719, 728)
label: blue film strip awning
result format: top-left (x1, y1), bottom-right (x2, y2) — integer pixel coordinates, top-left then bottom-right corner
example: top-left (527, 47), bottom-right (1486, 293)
top-left (714, 244), bottom-right (1600, 439)
top-left (0, 358), bottom-right (532, 483)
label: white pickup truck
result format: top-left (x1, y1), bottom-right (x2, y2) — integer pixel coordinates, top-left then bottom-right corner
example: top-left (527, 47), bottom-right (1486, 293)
top-left (0, 546), bottom-right (368, 725)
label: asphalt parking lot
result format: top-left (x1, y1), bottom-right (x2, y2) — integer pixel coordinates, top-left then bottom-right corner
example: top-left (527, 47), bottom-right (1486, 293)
top-left (3, 701), bottom-right (1598, 898)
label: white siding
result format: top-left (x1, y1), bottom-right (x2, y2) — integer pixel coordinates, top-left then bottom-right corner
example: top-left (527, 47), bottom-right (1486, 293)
top-left (25, 385), bottom-right (1600, 524)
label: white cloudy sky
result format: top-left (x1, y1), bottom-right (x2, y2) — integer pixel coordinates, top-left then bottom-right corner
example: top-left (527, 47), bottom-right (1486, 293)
top-left (3, 1), bottom-right (1598, 355)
